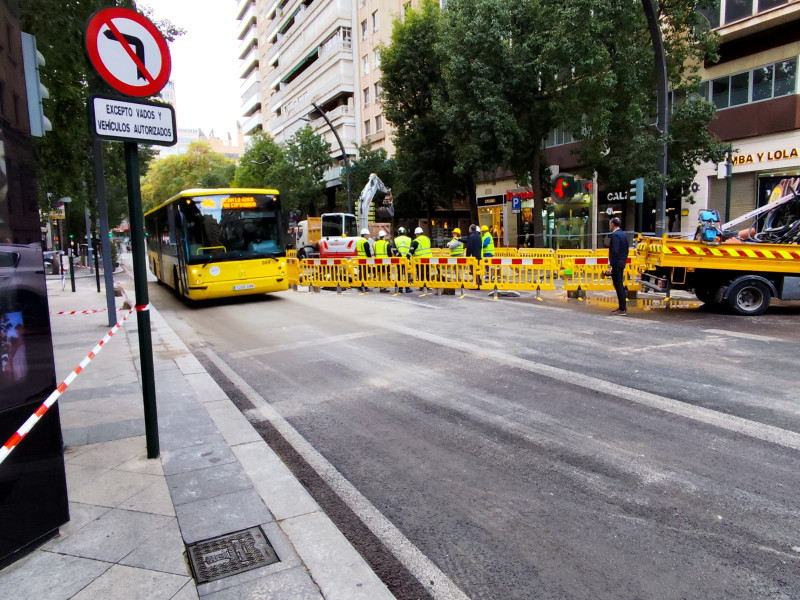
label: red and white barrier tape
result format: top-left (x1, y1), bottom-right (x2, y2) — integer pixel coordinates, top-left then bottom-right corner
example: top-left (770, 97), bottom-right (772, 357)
top-left (0, 304), bottom-right (145, 466)
top-left (54, 309), bottom-right (109, 315)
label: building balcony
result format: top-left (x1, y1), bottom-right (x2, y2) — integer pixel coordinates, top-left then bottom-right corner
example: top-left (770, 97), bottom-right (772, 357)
top-left (240, 69), bottom-right (260, 94)
top-left (238, 23), bottom-right (257, 59)
top-left (240, 45), bottom-right (259, 79)
top-left (242, 111), bottom-right (263, 135)
top-left (241, 83), bottom-right (261, 116)
top-left (237, 3), bottom-right (256, 39)
top-left (236, 0), bottom-right (254, 21)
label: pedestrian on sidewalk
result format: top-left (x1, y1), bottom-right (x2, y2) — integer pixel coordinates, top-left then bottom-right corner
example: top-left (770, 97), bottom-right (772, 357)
top-left (607, 216), bottom-right (629, 315)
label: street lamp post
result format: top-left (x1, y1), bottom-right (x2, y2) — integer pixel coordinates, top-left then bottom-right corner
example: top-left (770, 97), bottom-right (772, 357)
top-left (311, 102), bottom-right (352, 213)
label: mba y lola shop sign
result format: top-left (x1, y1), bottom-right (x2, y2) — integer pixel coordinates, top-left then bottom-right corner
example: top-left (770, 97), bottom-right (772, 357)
top-left (85, 7), bottom-right (176, 146)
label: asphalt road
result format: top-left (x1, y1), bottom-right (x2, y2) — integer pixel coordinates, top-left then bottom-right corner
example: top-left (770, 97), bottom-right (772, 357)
top-left (150, 281), bottom-right (800, 600)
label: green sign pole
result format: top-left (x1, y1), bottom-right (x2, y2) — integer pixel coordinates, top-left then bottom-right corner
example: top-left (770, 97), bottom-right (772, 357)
top-left (124, 141), bottom-right (159, 459)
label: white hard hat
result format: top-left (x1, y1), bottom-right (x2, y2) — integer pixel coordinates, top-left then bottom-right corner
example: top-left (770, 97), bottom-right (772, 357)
top-left (378, 230), bottom-right (387, 238)
top-left (414, 227), bottom-right (423, 235)
top-left (360, 228), bottom-right (370, 236)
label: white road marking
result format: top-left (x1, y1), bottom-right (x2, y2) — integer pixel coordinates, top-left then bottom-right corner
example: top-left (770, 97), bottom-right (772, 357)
top-left (230, 331), bottom-right (374, 359)
top-left (703, 328), bottom-right (782, 343)
top-left (201, 347), bottom-right (471, 600)
top-left (370, 320), bottom-right (800, 453)
top-left (616, 337), bottom-right (724, 356)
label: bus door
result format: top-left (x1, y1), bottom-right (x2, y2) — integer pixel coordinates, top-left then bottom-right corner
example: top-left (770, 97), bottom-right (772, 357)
top-left (172, 206), bottom-right (190, 296)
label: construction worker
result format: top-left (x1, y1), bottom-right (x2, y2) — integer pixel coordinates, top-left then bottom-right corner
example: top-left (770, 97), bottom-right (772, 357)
top-left (394, 227), bottom-right (411, 258)
top-left (394, 227), bottom-right (412, 293)
top-left (356, 228), bottom-right (372, 291)
top-left (374, 229), bottom-right (391, 292)
top-left (410, 226), bottom-right (432, 289)
top-left (480, 224), bottom-right (495, 258)
top-left (374, 229), bottom-right (391, 257)
top-left (447, 228), bottom-right (465, 257)
top-left (481, 224), bottom-right (495, 285)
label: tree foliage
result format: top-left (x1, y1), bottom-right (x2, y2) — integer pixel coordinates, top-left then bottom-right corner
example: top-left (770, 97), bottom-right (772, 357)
top-left (141, 142), bottom-right (235, 211)
top-left (19, 0), bottom-right (182, 231)
top-left (234, 127), bottom-right (332, 217)
top-left (383, 0), bottom-right (724, 243)
top-left (380, 0), bottom-right (473, 224)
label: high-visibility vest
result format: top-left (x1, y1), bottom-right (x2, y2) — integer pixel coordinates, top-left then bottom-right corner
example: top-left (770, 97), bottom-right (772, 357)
top-left (449, 238), bottom-right (464, 257)
top-left (356, 237), bottom-right (369, 258)
top-left (394, 235), bottom-right (411, 257)
top-left (414, 235), bottom-right (432, 258)
top-left (375, 238), bottom-right (389, 257)
top-left (481, 232), bottom-right (495, 258)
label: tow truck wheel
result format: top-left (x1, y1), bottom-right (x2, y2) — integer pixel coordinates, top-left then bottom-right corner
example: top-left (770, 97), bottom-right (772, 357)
top-left (727, 279), bottom-right (770, 316)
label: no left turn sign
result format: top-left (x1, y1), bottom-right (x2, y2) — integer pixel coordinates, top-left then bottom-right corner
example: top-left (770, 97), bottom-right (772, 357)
top-left (85, 8), bottom-right (171, 98)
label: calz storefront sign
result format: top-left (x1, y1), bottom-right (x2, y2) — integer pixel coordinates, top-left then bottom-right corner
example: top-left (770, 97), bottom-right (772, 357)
top-left (89, 95), bottom-right (176, 146)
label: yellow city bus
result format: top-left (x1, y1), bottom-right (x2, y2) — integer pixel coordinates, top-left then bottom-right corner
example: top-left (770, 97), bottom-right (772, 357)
top-left (144, 188), bottom-right (289, 301)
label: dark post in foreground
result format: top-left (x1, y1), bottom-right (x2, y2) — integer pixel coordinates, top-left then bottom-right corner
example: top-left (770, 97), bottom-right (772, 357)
top-left (124, 142), bottom-right (159, 459)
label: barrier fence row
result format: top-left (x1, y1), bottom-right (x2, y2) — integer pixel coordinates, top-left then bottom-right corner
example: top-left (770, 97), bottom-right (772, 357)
top-left (286, 252), bottom-right (641, 294)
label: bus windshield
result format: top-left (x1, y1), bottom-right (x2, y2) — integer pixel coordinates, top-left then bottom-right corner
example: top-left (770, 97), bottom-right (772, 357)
top-left (179, 193), bottom-right (285, 263)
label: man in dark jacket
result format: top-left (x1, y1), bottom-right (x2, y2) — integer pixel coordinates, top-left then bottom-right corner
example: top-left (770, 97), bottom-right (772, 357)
top-left (608, 217), bottom-right (629, 315)
top-left (464, 224), bottom-right (482, 259)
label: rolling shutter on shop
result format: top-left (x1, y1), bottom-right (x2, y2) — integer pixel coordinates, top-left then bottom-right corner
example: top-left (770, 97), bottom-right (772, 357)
top-left (707, 174), bottom-right (755, 226)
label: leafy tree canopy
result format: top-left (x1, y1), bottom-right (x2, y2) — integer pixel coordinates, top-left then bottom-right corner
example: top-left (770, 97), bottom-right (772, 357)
top-left (19, 0), bottom-right (182, 231)
top-left (141, 142), bottom-right (235, 211)
top-left (380, 0), bottom-right (473, 223)
top-left (234, 127), bottom-right (332, 216)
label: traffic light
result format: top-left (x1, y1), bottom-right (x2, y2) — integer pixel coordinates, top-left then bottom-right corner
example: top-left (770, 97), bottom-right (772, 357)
top-left (580, 180), bottom-right (593, 195)
top-left (21, 32), bottom-right (52, 137)
top-left (551, 175), bottom-right (576, 202)
top-left (629, 177), bottom-right (644, 204)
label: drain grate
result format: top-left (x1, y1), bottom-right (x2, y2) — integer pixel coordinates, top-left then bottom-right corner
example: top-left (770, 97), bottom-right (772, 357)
top-left (186, 526), bottom-right (279, 584)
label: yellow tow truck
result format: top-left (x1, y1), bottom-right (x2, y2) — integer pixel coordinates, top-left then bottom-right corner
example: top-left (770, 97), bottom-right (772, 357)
top-left (636, 189), bottom-right (800, 315)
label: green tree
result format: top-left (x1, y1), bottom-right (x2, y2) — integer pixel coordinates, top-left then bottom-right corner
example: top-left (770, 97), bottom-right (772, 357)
top-left (234, 130), bottom-right (289, 189)
top-left (140, 142), bottom-right (235, 211)
top-left (380, 0), bottom-right (474, 226)
top-left (283, 125), bottom-right (333, 216)
top-left (19, 0), bottom-right (181, 231)
top-left (350, 143), bottom-right (397, 192)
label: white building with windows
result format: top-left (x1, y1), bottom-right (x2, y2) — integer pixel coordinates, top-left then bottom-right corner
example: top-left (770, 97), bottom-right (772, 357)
top-left (235, 0), bottom-right (358, 201)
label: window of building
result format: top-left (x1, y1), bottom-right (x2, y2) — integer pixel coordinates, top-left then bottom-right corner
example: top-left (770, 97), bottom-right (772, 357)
top-left (374, 82), bottom-right (382, 101)
top-left (403, 2), bottom-right (411, 21)
top-left (372, 10), bottom-right (379, 31)
top-left (363, 87), bottom-right (370, 106)
top-left (360, 0), bottom-right (367, 6)
top-left (709, 58), bottom-right (797, 109)
top-left (700, 0), bottom-right (788, 28)
top-left (364, 119), bottom-right (371, 136)
top-left (375, 114), bottom-right (383, 132)
top-left (543, 124), bottom-right (575, 148)
top-left (361, 19), bottom-right (367, 39)
top-left (362, 54), bottom-right (369, 75)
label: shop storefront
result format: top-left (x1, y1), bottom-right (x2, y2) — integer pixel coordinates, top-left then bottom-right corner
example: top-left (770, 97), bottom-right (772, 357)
top-left (691, 132), bottom-right (800, 234)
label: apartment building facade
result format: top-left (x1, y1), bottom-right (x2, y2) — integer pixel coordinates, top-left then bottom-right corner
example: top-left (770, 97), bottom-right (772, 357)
top-left (236, 0), bottom-right (358, 197)
top-left (690, 0), bottom-right (800, 233)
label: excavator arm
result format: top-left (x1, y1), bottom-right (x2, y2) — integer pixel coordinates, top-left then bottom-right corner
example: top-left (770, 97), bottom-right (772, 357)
top-left (358, 173), bottom-right (393, 231)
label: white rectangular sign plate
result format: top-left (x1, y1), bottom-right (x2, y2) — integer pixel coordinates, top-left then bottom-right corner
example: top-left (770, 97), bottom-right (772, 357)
top-left (89, 95), bottom-right (177, 146)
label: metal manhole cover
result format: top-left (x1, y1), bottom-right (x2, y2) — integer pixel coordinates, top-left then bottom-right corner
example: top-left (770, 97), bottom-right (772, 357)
top-left (186, 526), bottom-right (279, 584)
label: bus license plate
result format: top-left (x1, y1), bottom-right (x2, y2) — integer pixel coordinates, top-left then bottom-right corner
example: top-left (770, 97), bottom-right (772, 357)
top-left (233, 284), bottom-right (255, 291)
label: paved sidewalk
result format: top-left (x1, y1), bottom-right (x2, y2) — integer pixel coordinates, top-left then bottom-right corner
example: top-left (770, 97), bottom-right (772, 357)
top-left (0, 258), bottom-right (395, 600)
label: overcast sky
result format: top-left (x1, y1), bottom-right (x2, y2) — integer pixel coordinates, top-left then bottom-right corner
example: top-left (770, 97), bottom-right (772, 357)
top-left (141, 0), bottom-right (242, 138)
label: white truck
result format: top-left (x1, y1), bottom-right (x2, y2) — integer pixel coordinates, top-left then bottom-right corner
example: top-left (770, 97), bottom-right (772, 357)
top-left (295, 174), bottom-right (394, 259)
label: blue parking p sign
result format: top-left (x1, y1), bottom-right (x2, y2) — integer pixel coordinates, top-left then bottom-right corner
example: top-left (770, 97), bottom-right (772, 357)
top-left (511, 195), bottom-right (522, 213)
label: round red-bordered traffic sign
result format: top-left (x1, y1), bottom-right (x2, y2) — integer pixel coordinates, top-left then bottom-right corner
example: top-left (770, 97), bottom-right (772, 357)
top-left (85, 7), bottom-right (171, 98)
